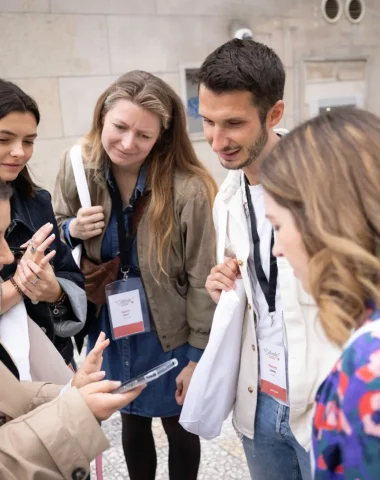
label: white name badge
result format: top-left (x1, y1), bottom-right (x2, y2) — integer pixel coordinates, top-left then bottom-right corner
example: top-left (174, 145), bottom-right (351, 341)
top-left (105, 277), bottom-right (150, 340)
top-left (259, 340), bottom-right (287, 403)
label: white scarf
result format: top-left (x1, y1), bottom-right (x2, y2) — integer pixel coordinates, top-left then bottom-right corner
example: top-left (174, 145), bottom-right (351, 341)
top-left (0, 278), bottom-right (31, 380)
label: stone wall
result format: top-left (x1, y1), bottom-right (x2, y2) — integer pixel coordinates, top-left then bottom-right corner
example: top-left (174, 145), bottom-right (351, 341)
top-left (1, 0), bottom-right (379, 191)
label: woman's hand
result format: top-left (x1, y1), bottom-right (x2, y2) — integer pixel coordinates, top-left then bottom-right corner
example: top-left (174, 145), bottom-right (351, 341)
top-left (14, 252), bottom-right (63, 304)
top-left (20, 222), bottom-right (56, 265)
top-left (72, 332), bottom-right (110, 389)
top-left (80, 380), bottom-right (146, 422)
top-left (69, 206), bottom-right (105, 240)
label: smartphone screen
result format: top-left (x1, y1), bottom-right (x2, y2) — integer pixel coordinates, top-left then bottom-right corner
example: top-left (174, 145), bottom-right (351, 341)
top-left (112, 358), bottom-right (179, 394)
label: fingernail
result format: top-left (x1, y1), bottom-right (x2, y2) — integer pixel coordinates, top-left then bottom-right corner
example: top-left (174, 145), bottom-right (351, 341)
top-left (114, 381), bottom-right (121, 387)
top-left (96, 371), bottom-right (106, 379)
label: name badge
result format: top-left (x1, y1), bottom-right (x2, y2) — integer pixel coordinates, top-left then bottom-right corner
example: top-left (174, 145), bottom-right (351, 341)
top-left (259, 340), bottom-right (287, 403)
top-left (105, 277), bottom-right (150, 340)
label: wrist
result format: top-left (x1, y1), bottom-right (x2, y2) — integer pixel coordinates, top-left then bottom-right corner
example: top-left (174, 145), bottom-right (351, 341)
top-left (68, 217), bottom-right (78, 239)
top-left (188, 360), bottom-right (197, 370)
top-left (48, 283), bottom-right (64, 304)
top-left (10, 276), bottom-right (23, 298)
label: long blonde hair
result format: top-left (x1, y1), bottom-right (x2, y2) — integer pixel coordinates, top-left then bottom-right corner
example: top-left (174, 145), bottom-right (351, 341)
top-left (82, 70), bottom-right (217, 276)
top-left (260, 108), bottom-right (380, 346)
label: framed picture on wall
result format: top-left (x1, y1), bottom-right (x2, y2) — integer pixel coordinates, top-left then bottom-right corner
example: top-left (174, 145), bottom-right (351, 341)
top-left (179, 63), bottom-right (204, 140)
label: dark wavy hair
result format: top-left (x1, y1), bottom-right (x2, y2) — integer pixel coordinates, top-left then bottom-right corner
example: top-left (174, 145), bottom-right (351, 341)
top-left (0, 79), bottom-right (40, 197)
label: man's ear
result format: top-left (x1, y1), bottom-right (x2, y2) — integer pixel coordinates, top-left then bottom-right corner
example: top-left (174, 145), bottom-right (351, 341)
top-left (267, 100), bottom-right (285, 129)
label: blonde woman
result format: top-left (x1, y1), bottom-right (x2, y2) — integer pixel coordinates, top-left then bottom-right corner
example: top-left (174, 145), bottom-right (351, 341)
top-left (53, 71), bottom-right (217, 480)
top-left (260, 107), bottom-right (380, 479)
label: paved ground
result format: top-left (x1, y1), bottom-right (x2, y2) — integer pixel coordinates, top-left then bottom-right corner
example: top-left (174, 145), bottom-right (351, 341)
top-left (91, 413), bottom-right (251, 479)
top-left (76, 345), bottom-right (250, 479)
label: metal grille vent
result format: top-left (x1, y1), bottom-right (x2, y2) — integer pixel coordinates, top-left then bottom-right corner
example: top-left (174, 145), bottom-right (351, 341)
top-left (346, 0), bottom-right (365, 23)
top-left (322, 0), bottom-right (342, 23)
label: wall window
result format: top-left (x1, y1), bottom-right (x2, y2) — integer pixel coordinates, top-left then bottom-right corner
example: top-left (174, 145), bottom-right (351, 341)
top-left (180, 64), bottom-right (204, 140)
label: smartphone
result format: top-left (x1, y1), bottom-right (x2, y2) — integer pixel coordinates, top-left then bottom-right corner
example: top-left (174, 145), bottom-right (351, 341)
top-left (112, 358), bottom-right (179, 394)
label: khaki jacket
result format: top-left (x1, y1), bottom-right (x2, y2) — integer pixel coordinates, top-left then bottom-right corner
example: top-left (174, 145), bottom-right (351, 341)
top-left (53, 150), bottom-right (216, 352)
top-left (0, 361), bottom-right (109, 480)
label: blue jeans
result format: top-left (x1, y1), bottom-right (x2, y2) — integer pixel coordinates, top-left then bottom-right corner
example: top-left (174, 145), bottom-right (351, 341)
top-left (242, 391), bottom-right (312, 480)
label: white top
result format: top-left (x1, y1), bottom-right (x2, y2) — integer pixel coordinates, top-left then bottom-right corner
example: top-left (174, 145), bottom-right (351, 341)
top-left (247, 185), bottom-right (288, 404)
top-left (247, 184), bottom-right (284, 346)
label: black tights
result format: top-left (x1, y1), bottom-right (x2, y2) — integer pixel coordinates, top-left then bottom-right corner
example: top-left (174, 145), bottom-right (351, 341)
top-left (121, 413), bottom-right (201, 480)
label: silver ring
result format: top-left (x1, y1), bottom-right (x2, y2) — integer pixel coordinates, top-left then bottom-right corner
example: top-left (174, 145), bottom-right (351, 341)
top-left (29, 240), bottom-right (36, 254)
top-left (30, 276), bottom-right (40, 286)
top-left (31, 300), bottom-right (39, 305)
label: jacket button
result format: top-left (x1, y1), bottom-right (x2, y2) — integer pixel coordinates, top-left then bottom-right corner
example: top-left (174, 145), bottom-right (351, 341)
top-left (72, 468), bottom-right (86, 480)
top-left (166, 345), bottom-right (170, 349)
top-left (248, 386), bottom-right (254, 393)
top-left (238, 260), bottom-right (244, 266)
top-left (163, 336), bottom-right (167, 339)
top-left (251, 345), bottom-right (256, 352)
top-left (248, 303), bottom-right (252, 310)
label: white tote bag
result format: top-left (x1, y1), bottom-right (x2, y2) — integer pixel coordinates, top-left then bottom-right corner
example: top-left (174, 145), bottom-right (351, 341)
top-left (180, 205), bottom-right (247, 439)
top-left (69, 145), bottom-right (92, 267)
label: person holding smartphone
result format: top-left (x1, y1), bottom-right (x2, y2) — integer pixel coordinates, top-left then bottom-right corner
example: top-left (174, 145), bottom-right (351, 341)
top-left (0, 178), bottom-right (145, 480)
top-left (0, 79), bottom-right (87, 365)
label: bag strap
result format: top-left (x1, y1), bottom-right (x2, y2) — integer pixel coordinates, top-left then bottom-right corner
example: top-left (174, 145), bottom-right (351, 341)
top-left (69, 145), bottom-right (91, 209)
top-left (344, 318), bottom-right (380, 350)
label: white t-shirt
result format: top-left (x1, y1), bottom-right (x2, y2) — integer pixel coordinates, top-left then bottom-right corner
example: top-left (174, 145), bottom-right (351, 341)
top-left (247, 184), bottom-right (288, 403)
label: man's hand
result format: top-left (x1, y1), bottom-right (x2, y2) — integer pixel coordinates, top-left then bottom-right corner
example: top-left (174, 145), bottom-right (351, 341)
top-left (175, 360), bottom-right (197, 406)
top-left (72, 332), bottom-right (110, 389)
top-left (205, 257), bottom-right (242, 303)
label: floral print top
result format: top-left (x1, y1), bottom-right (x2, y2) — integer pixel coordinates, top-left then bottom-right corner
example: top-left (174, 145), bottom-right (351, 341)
top-left (313, 301), bottom-right (380, 479)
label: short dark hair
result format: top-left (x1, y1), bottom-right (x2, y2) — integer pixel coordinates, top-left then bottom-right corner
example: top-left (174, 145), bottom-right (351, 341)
top-left (198, 39), bottom-right (285, 124)
top-left (0, 180), bottom-right (13, 201)
top-left (0, 79), bottom-right (40, 197)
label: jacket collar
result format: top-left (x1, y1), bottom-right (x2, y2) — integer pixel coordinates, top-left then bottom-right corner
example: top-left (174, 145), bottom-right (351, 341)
top-left (7, 187), bottom-right (36, 237)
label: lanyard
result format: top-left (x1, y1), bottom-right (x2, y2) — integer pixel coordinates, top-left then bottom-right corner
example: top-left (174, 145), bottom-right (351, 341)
top-left (244, 176), bottom-right (278, 326)
top-left (0, 343), bottom-right (20, 380)
top-left (108, 178), bottom-right (135, 278)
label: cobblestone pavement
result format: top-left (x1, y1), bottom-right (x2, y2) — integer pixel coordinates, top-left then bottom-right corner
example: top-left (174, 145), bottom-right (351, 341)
top-left (91, 413), bottom-right (251, 480)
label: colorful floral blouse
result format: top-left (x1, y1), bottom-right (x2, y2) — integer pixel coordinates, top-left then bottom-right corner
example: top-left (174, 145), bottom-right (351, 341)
top-left (313, 301), bottom-right (380, 479)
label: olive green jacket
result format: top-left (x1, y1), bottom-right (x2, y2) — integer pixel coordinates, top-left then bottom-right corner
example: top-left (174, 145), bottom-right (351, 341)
top-left (53, 150), bottom-right (216, 352)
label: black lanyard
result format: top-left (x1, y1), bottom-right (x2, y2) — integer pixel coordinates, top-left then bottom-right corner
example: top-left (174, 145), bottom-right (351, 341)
top-left (244, 176), bottom-right (278, 322)
top-left (109, 181), bottom-right (135, 276)
top-left (0, 343), bottom-right (20, 380)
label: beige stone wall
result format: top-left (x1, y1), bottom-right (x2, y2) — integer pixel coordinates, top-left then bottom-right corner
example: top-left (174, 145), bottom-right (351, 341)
top-left (1, 0), bottom-right (379, 191)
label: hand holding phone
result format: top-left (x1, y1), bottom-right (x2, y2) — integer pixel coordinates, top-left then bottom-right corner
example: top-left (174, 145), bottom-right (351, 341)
top-left (112, 359), bottom-right (179, 394)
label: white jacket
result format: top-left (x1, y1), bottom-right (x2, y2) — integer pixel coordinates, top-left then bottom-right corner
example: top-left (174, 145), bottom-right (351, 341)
top-left (213, 170), bottom-right (340, 451)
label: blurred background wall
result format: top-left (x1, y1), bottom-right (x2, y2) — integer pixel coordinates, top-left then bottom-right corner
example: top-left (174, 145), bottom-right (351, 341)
top-left (1, 0), bottom-right (379, 191)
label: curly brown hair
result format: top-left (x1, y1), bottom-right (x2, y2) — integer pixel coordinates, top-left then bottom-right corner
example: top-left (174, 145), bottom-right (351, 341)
top-left (260, 107), bottom-right (380, 346)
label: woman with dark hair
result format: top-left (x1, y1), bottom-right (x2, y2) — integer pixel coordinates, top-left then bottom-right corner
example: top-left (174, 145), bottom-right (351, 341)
top-left (261, 107), bottom-right (380, 479)
top-left (0, 79), bottom-right (86, 365)
top-left (54, 70), bottom-right (217, 479)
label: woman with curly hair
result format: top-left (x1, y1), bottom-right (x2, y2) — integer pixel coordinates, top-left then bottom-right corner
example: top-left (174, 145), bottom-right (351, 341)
top-left (260, 107), bottom-right (380, 479)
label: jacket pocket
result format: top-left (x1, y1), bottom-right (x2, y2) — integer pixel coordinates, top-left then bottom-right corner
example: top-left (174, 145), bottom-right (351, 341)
top-left (170, 277), bottom-right (188, 298)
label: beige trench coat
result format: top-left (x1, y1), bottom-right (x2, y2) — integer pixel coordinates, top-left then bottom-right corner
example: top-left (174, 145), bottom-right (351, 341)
top-left (0, 361), bottom-right (109, 480)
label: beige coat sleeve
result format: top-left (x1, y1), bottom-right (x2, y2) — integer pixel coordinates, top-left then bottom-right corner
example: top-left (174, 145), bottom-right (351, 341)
top-left (0, 387), bottom-right (109, 480)
top-left (179, 179), bottom-right (217, 348)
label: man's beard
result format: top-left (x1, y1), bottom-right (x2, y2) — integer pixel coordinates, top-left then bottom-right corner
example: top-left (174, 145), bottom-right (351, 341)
top-left (224, 126), bottom-right (269, 171)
